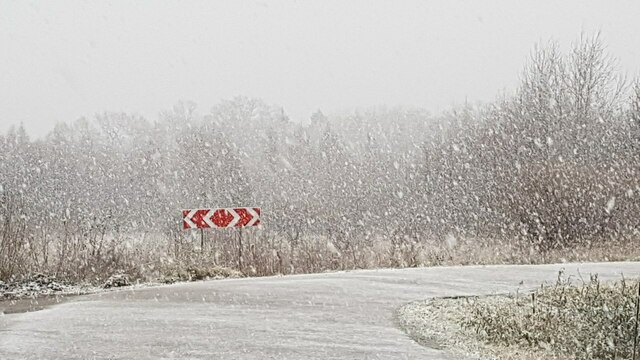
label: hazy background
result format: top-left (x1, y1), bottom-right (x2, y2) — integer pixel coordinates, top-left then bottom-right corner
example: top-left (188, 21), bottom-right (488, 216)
top-left (1, 0), bottom-right (639, 137)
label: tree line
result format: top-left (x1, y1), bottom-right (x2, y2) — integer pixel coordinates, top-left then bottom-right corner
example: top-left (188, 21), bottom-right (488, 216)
top-left (1, 35), bottom-right (638, 281)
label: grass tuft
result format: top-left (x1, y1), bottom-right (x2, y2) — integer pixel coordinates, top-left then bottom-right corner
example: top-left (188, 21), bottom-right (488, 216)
top-left (461, 273), bottom-right (640, 359)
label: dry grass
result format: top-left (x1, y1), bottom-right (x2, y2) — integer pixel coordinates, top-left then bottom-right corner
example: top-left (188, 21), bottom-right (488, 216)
top-left (157, 261), bottom-right (244, 283)
top-left (2, 221), bottom-right (640, 286)
top-left (461, 273), bottom-right (640, 359)
top-left (398, 273), bottom-right (640, 359)
top-left (2, 194), bottom-right (640, 286)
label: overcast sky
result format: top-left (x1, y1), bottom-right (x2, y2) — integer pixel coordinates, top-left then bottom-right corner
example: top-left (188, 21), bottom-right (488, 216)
top-left (1, 0), bottom-right (639, 137)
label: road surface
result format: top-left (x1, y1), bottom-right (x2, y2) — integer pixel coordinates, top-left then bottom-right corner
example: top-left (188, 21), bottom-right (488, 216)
top-left (1, 262), bottom-right (639, 359)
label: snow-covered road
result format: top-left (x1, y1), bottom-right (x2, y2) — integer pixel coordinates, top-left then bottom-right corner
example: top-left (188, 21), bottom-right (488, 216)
top-left (1, 262), bottom-right (639, 359)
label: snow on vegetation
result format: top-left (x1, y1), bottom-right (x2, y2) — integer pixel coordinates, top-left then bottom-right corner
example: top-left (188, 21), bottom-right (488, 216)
top-left (462, 274), bottom-right (640, 359)
top-left (0, 35), bottom-right (639, 287)
top-left (0, 273), bottom-right (95, 301)
top-left (399, 273), bottom-right (640, 360)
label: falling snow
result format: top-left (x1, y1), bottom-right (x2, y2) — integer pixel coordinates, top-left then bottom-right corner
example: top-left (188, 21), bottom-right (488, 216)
top-left (0, 36), bottom-right (638, 286)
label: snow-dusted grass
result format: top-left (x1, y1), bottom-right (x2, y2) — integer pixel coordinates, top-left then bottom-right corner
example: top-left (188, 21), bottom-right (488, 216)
top-left (462, 275), bottom-right (640, 359)
top-left (399, 273), bottom-right (640, 359)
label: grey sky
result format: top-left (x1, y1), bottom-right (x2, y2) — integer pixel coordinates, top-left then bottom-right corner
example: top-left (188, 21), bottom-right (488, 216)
top-left (1, 0), bottom-right (639, 137)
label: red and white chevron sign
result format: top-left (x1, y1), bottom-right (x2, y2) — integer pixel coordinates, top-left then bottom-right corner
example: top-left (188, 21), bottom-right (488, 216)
top-left (182, 208), bottom-right (261, 229)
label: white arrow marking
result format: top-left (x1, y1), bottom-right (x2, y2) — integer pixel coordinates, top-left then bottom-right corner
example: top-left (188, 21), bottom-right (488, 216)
top-left (203, 209), bottom-right (215, 228)
top-left (227, 208), bottom-right (240, 228)
top-left (184, 209), bottom-right (197, 229)
top-left (246, 208), bottom-right (259, 226)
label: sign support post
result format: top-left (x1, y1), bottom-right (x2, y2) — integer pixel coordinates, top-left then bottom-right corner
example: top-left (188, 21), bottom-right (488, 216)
top-left (238, 227), bottom-right (243, 270)
top-left (182, 207), bottom-right (261, 270)
top-left (200, 228), bottom-right (204, 254)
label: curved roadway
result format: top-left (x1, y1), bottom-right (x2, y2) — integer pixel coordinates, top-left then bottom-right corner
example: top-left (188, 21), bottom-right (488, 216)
top-left (1, 262), bottom-right (639, 359)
